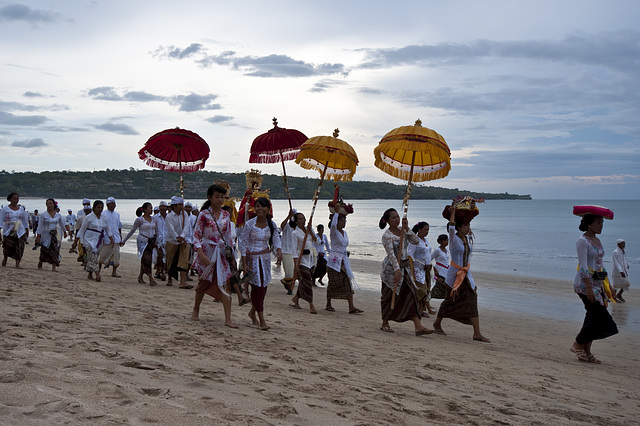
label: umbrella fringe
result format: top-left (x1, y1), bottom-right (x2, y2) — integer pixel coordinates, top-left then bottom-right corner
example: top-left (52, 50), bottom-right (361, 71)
top-left (249, 151), bottom-right (299, 163)
top-left (374, 158), bottom-right (450, 182)
top-left (142, 158), bottom-right (205, 173)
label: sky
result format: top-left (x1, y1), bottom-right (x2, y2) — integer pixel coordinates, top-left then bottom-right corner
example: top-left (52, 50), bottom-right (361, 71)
top-left (1, 0), bottom-right (639, 199)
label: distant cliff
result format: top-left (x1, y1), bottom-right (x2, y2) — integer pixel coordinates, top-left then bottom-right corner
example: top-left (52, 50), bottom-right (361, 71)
top-left (0, 169), bottom-right (532, 200)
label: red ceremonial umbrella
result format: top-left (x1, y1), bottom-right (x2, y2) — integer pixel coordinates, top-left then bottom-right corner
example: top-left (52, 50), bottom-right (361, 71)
top-left (138, 127), bottom-right (210, 198)
top-left (249, 117), bottom-right (307, 211)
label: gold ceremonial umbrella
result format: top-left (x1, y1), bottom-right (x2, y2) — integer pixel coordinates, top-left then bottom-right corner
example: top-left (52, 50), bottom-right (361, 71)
top-left (374, 119), bottom-right (451, 306)
top-left (288, 128), bottom-right (358, 288)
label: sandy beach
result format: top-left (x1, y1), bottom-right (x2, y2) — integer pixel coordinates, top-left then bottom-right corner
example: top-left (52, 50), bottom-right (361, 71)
top-left (1, 242), bottom-right (638, 425)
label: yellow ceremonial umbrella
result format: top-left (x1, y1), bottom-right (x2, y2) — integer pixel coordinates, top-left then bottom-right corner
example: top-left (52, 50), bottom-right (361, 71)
top-left (288, 128), bottom-right (358, 288)
top-left (374, 119), bottom-right (451, 306)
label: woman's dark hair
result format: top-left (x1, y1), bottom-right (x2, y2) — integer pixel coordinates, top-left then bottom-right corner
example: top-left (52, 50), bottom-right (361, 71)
top-left (201, 184), bottom-right (228, 210)
top-left (221, 205), bottom-right (232, 213)
top-left (437, 234), bottom-right (448, 244)
top-left (7, 192), bottom-right (18, 202)
top-left (92, 200), bottom-right (104, 212)
top-left (579, 214), bottom-right (598, 232)
top-left (317, 224), bottom-right (324, 232)
top-left (45, 198), bottom-right (56, 210)
top-left (289, 212), bottom-right (304, 228)
top-left (379, 208), bottom-right (397, 229)
top-left (412, 221), bottom-right (429, 234)
top-left (255, 197), bottom-right (276, 248)
top-left (136, 202), bottom-right (152, 217)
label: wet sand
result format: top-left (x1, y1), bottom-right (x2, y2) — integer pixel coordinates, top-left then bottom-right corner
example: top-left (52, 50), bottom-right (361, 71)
top-left (1, 242), bottom-right (638, 425)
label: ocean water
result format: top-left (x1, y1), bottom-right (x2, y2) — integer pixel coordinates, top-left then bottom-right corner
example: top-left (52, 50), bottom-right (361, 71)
top-left (20, 198), bottom-right (639, 281)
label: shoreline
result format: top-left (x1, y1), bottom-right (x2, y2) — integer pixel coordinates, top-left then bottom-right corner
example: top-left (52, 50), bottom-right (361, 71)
top-left (1, 241), bottom-right (638, 424)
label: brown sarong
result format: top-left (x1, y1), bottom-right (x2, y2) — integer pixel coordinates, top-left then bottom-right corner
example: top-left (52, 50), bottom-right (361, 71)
top-left (296, 265), bottom-right (313, 303)
top-left (141, 237), bottom-right (155, 276)
top-left (381, 275), bottom-right (421, 323)
top-left (326, 267), bottom-right (353, 300)
top-left (436, 278), bottom-right (478, 324)
top-left (39, 231), bottom-right (60, 266)
top-left (2, 233), bottom-right (26, 261)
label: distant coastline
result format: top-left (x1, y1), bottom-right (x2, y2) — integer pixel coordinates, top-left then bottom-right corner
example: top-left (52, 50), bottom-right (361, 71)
top-left (0, 169), bottom-right (531, 200)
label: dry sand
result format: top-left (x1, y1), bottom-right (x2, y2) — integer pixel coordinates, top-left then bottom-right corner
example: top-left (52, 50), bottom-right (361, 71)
top-left (1, 241), bottom-right (638, 425)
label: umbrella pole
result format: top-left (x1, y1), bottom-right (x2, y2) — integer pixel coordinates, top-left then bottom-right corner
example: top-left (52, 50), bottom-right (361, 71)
top-left (280, 152), bottom-right (293, 212)
top-left (291, 163), bottom-right (328, 289)
top-left (391, 152), bottom-right (416, 309)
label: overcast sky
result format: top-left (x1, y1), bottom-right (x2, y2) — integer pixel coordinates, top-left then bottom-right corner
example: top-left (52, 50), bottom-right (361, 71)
top-left (1, 1), bottom-right (639, 199)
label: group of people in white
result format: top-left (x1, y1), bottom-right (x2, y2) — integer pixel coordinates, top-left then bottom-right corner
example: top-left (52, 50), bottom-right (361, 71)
top-left (1, 191), bottom-right (634, 341)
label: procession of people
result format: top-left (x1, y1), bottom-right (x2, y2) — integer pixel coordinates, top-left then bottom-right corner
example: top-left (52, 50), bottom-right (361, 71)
top-left (1, 185), bottom-right (632, 363)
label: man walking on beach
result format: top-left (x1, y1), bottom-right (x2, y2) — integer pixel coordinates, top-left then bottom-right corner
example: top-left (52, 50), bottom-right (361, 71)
top-left (165, 196), bottom-right (192, 289)
top-left (153, 201), bottom-right (168, 281)
top-left (99, 197), bottom-right (122, 278)
top-left (77, 198), bottom-right (91, 219)
top-left (65, 209), bottom-right (76, 241)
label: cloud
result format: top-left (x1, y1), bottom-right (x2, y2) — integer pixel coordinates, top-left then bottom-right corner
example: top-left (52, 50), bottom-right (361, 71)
top-left (39, 126), bottom-right (89, 132)
top-left (205, 115), bottom-right (234, 124)
top-left (170, 93), bottom-right (220, 112)
top-left (88, 87), bottom-right (220, 111)
top-left (154, 44), bottom-right (348, 78)
top-left (358, 31), bottom-right (640, 77)
top-left (0, 3), bottom-right (67, 24)
top-left (12, 138), bottom-right (48, 148)
top-left (0, 111), bottom-right (48, 125)
top-left (309, 79), bottom-right (346, 93)
top-left (23, 91), bottom-right (45, 98)
top-left (93, 122), bottom-right (139, 135)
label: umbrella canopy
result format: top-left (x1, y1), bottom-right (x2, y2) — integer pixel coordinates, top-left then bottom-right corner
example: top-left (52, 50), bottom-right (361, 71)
top-left (295, 129), bottom-right (359, 182)
top-left (249, 117), bottom-right (307, 163)
top-left (138, 127), bottom-right (210, 173)
top-left (374, 119), bottom-right (450, 183)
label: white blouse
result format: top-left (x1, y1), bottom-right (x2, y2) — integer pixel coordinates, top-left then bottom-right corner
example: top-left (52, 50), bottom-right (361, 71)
top-left (0, 206), bottom-right (29, 238)
top-left (78, 212), bottom-right (113, 253)
top-left (240, 217), bottom-right (282, 288)
top-left (292, 227), bottom-right (315, 269)
top-left (123, 216), bottom-right (158, 258)
top-left (408, 237), bottom-right (431, 285)
top-left (446, 226), bottom-right (475, 289)
top-left (326, 213), bottom-right (358, 289)
top-left (36, 212), bottom-right (67, 248)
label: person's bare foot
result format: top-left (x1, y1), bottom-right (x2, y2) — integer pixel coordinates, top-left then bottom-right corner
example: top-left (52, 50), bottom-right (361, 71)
top-left (37, 261), bottom-right (43, 269)
top-left (149, 279), bottom-right (157, 286)
top-left (191, 311), bottom-right (199, 321)
top-left (52, 266), bottom-right (57, 272)
top-left (138, 277), bottom-right (145, 284)
top-left (473, 334), bottom-right (491, 343)
top-left (87, 273), bottom-right (94, 280)
top-left (225, 321), bottom-right (238, 329)
top-left (433, 324), bottom-right (446, 335)
top-left (1, 257), bottom-right (7, 267)
top-left (259, 323), bottom-right (270, 331)
top-left (248, 311), bottom-right (259, 326)
top-left (95, 273), bottom-right (101, 282)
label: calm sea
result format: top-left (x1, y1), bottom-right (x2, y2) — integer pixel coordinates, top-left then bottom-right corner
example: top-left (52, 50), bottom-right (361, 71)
top-left (19, 198), bottom-right (639, 281)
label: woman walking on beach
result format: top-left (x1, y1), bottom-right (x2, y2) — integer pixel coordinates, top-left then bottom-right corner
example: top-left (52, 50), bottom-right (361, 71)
top-left (379, 209), bottom-right (433, 335)
top-left (241, 197), bottom-right (282, 330)
top-left (190, 185), bottom-right (237, 328)
top-left (121, 202), bottom-right (159, 286)
top-left (0, 192), bottom-right (30, 269)
top-left (432, 205), bottom-right (490, 342)
top-left (408, 221), bottom-right (437, 316)
top-left (325, 211), bottom-right (362, 314)
top-left (570, 208), bottom-right (618, 363)
top-left (612, 239), bottom-right (630, 302)
top-left (312, 224), bottom-right (330, 286)
top-left (78, 200), bottom-right (113, 282)
top-left (290, 212), bottom-right (318, 314)
top-left (35, 198), bottom-right (68, 272)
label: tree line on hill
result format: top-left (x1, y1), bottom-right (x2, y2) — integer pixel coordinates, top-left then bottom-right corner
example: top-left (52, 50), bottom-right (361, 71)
top-left (0, 169), bottom-right (531, 200)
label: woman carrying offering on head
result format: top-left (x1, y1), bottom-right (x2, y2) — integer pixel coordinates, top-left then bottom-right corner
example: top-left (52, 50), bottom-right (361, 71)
top-left (570, 206), bottom-right (618, 363)
top-left (290, 212), bottom-right (318, 314)
top-left (190, 184), bottom-right (237, 328)
top-left (379, 208), bottom-right (434, 335)
top-left (241, 197), bottom-right (282, 330)
top-left (325, 192), bottom-right (362, 314)
top-left (36, 198), bottom-right (68, 272)
top-left (121, 202), bottom-right (159, 286)
top-left (432, 199), bottom-right (490, 342)
top-left (1, 192), bottom-right (30, 269)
